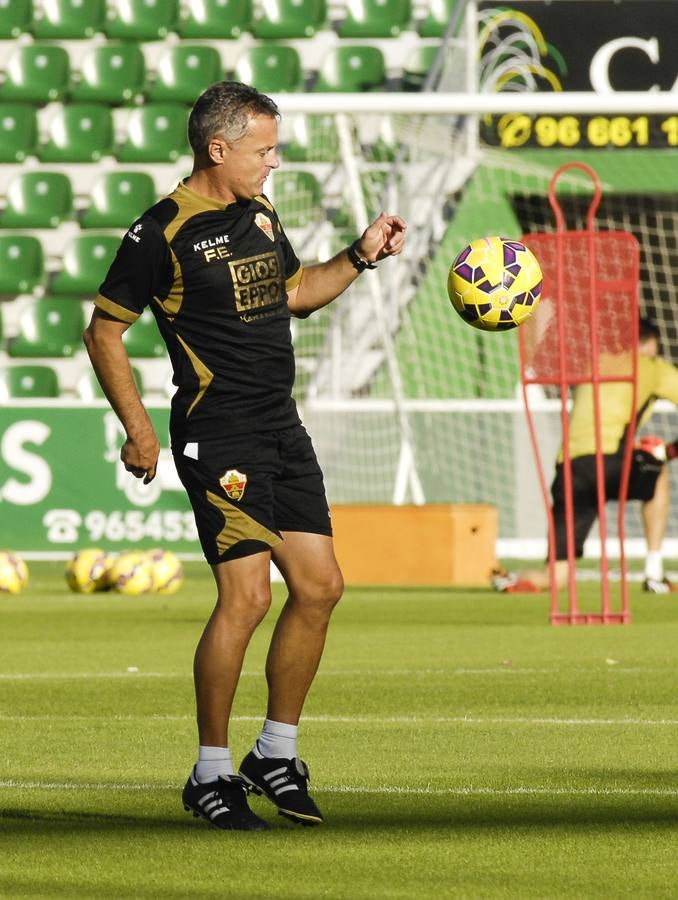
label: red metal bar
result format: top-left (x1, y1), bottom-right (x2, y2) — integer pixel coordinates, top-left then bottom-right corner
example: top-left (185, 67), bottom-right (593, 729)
top-left (521, 161), bottom-right (639, 625)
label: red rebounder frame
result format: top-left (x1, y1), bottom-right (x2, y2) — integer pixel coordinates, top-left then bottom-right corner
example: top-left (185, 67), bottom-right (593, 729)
top-left (518, 162), bottom-right (640, 625)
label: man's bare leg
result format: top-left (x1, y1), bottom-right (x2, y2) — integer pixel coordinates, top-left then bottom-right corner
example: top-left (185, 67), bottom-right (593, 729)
top-left (265, 532), bottom-right (343, 724)
top-left (238, 532), bottom-right (343, 824)
top-left (642, 466), bottom-right (671, 589)
top-left (182, 551), bottom-right (273, 831)
top-left (194, 551), bottom-right (273, 747)
top-left (642, 465), bottom-right (669, 554)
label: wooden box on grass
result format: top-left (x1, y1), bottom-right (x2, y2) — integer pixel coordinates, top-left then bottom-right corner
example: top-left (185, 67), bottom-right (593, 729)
top-left (330, 503), bottom-right (497, 586)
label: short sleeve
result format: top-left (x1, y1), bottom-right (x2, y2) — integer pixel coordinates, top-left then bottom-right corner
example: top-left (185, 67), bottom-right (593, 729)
top-left (276, 215), bottom-right (303, 290)
top-left (654, 357), bottom-right (678, 405)
top-left (95, 217), bottom-right (172, 324)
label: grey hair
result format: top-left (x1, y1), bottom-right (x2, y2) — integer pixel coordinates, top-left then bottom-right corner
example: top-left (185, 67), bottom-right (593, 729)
top-left (188, 81), bottom-right (280, 154)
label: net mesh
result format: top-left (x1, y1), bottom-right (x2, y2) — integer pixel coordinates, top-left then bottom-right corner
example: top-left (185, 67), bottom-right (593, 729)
top-left (520, 230), bottom-right (639, 385)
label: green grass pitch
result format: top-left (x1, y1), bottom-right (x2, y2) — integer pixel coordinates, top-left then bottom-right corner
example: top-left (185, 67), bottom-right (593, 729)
top-left (2, 561), bottom-right (678, 898)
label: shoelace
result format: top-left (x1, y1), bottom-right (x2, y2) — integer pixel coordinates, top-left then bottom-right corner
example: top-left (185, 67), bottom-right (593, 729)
top-left (219, 775), bottom-right (254, 805)
top-left (285, 758), bottom-right (310, 789)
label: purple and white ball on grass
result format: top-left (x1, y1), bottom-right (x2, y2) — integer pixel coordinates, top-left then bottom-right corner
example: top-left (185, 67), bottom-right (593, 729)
top-left (109, 551), bottom-right (154, 595)
top-left (146, 548), bottom-right (184, 595)
top-left (65, 548), bottom-right (112, 593)
top-left (448, 236), bottom-right (543, 331)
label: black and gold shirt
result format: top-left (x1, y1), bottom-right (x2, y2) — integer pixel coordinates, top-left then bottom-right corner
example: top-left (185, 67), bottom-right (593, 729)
top-left (95, 182), bottom-right (303, 445)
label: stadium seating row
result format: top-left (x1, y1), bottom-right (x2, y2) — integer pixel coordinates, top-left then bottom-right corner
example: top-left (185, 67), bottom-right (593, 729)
top-left (0, 233), bottom-right (119, 297)
top-left (0, 41), bottom-right (433, 112)
top-left (2, 0), bottom-right (454, 41)
top-left (2, 98), bottom-right (406, 165)
top-left (0, 299), bottom-right (164, 359)
top-left (0, 166), bottom-right (330, 234)
top-left (0, 362), bottom-right (147, 399)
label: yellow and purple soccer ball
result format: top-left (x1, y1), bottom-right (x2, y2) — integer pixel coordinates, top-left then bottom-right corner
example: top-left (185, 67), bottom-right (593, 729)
top-left (447, 236), bottom-right (543, 331)
top-left (108, 551), bottom-right (154, 595)
top-left (65, 548), bottom-right (112, 593)
top-left (0, 551), bottom-right (29, 594)
top-left (146, 548), bottom-right (184, 595)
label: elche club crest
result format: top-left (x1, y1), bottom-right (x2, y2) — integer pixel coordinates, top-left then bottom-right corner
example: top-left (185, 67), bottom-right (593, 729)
top-left (219, 469), bottom-right (247, 501)
top-left (254, 212), bottom-right (274, 242)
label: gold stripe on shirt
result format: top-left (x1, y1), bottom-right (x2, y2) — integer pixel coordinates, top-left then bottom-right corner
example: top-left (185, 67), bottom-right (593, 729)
top-left (94, 294), bottom-right (140, 324)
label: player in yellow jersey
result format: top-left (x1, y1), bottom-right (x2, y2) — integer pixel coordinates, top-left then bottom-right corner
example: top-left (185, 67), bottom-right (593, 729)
top-left (494, 317), bottom-right (678, 594)
top-left (84, 81), bottom-right (407, 830)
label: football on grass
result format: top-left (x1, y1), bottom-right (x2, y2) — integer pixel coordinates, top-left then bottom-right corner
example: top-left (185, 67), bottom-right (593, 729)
top-left (65, 548), bottom-right (112, 593)
top-left (109, 551), bottom-right (154, 595)
top-left (0, 551), bottom-right (29, 594)
top-left (448, 235), bottom-right (543, 331)
top-left (146, 548), bottom-right (184, 594)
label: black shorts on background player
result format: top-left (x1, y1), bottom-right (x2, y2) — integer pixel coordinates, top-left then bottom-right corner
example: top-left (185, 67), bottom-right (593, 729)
top-left (551, 448), bottom-right (663, 559)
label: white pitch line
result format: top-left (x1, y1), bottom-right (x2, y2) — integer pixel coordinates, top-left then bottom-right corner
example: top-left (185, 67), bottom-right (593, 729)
top-left (2, 714), bottom-right (678, 726)
top-left (0, 667), bottom-right (673, 681)
top-left (0, 780), bottom-right (677, 798)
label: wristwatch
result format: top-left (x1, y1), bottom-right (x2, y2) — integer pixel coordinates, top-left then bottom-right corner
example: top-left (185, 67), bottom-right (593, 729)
top-left (347, 240), bottom-right (377, 272)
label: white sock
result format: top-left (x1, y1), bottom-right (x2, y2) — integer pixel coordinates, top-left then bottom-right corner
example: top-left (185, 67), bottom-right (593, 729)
top-left (255, 719), bottom-right (298, 760)
top-left (195, 745), bottom-right (233, 783)
top-left (645, 551), bottom-right (664, 582)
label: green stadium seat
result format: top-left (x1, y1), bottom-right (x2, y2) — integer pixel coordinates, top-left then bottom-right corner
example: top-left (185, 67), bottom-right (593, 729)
top-left (283, 113), bottom-right (339, 162)
top-left (39, 103), bottom-right (114, 162)
top-left (252, 0), bottom-right (326, 38)
top-left (76, 365), bottom-right (144, 399)
top-left (8, 299), bottom-right (86, 358)
top-left (147, 45), bottom-right (222, 104)
top-left (313, 46), bottom-right (386, 92)
top-left (117, 104), bottom-right (190, 162)
top-left (402, 45), bottom-right (439, 91)
top-left (31, 0), bottom-right (107, 38)
top-left (233, 46), bottom-right (302, 93)
top-left (0, 45), bottom-right (71, 103)
top-left (176, 0), bottom-right (251, 39)
top-left (50, 234), bottom-right (120, 296)
top-left (418, 0), bottom-right (455, 36)
top-left (70, 43), bottom-right (146, 105)
top-left (1, 171), bottom-right (74, 229)
top-left (0, 103), bottom-right (38, 162)
top-left (105, 0), bottom-right (178, 39)
top-left (0, 0), bottom-right (31, 38)
top-left (81, 171), bottom-right (156, 229)
top-left (122, 308), bottom-right (165, 357)
top-left (338, 0), bottom-right (412, 37)
top-left (0, 364), bottom-right (60, 398)
top-left (273, 171), bottom-right (323, 229)
top-left (0, 236), bottom-right (45, 297)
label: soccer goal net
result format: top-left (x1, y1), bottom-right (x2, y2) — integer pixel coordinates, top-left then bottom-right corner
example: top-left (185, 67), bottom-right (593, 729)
top-left (268, 7), bottom-right (678, 559)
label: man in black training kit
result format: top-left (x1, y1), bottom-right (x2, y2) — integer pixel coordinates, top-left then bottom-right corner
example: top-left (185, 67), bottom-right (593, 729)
top-left (83, 82), bottom-right (407, 830)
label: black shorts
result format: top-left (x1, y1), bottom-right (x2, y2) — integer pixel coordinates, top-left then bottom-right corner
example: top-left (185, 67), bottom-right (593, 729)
top-left (551, 449), bottom-right (663, 559)
top-left (173, 424), bottom-right (332, 564)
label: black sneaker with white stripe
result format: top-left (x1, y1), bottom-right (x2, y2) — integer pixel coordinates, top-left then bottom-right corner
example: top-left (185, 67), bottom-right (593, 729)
top-left (239, 748), bottom-right (324, 826)
top-left (182, 768), bottom-right (269, 831)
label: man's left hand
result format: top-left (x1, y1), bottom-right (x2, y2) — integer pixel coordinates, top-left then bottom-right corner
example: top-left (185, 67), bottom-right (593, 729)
top-left (356, 212), bottom-right (407, 264)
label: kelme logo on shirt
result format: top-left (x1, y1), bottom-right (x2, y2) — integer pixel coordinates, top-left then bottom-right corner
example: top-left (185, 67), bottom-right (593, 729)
top-left (254, 212), bottom-right (274, 242)
top-left (219, 469), bottom-right (247, 501)
top-left (127, 223), bottom-right (143, 244)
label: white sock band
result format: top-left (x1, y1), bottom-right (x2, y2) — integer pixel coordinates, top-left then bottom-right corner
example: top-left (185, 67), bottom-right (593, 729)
top-left (195, 745), bottom-right (233, 783)
top-left (645, 551), bottom-right (663, 581)
top-left (256, 719), bottom-right (299, 760)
